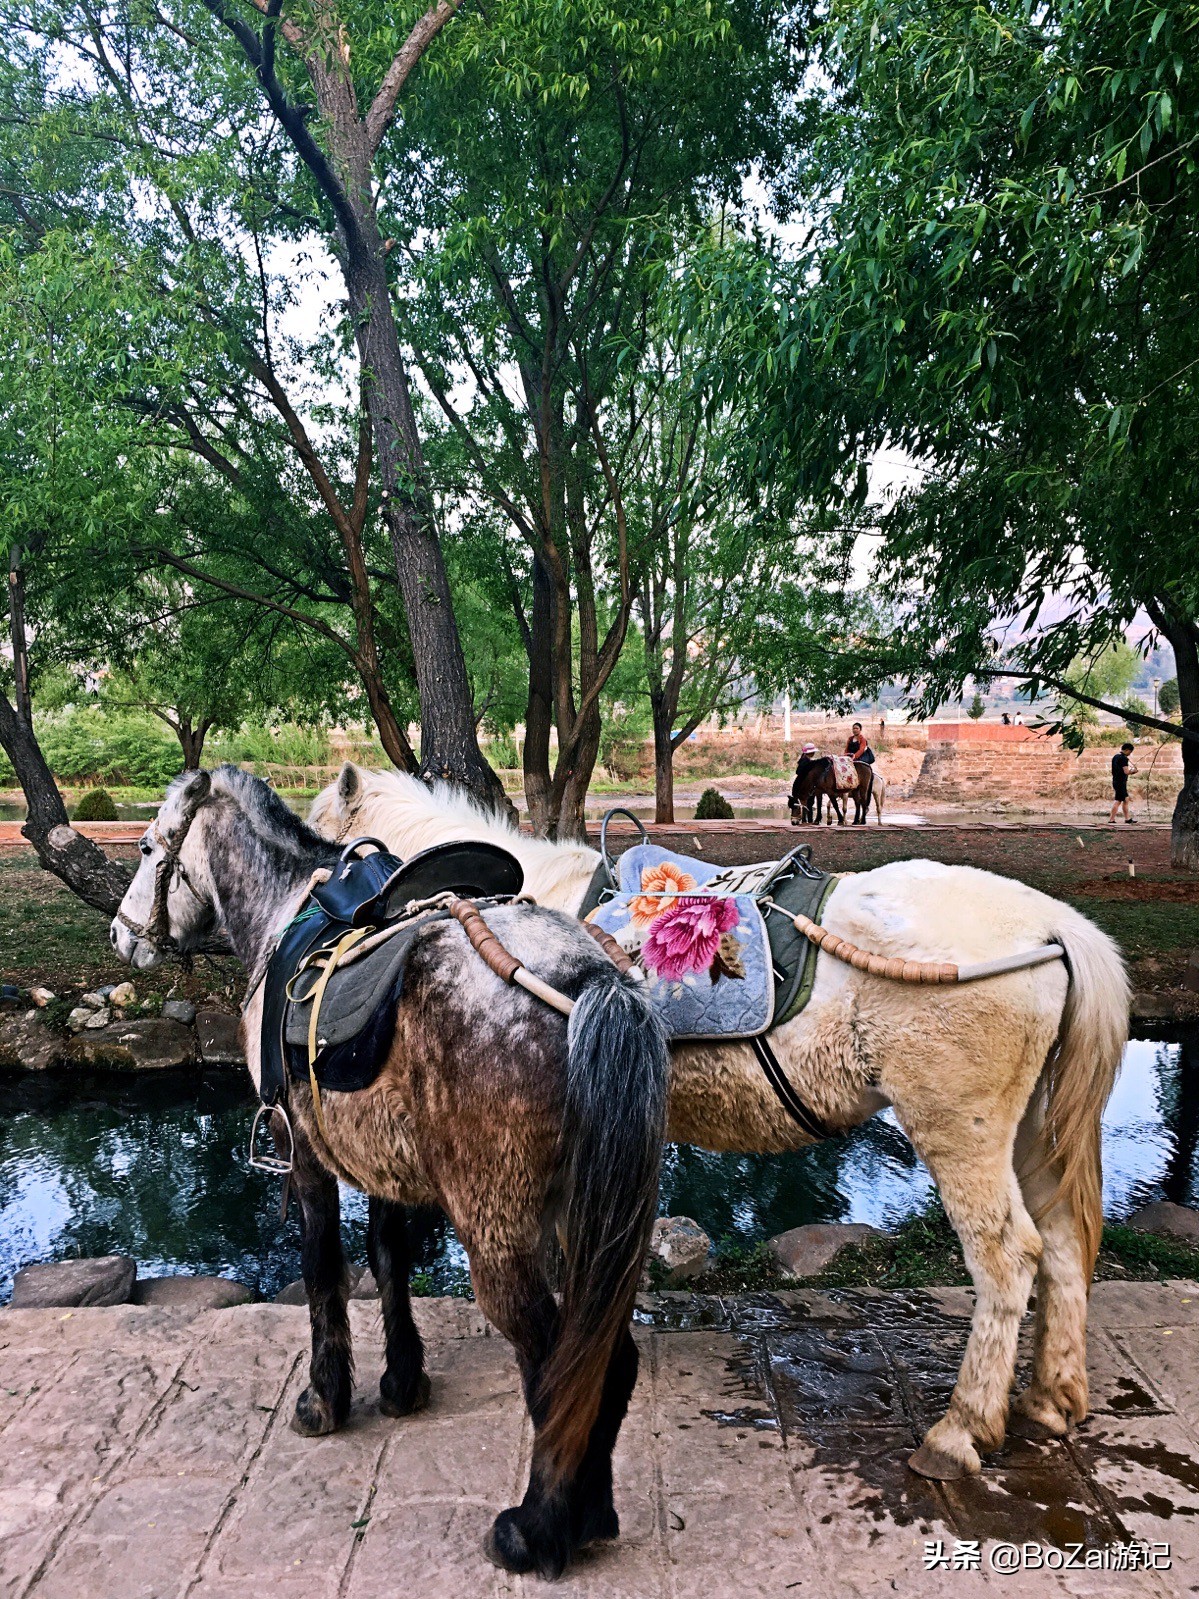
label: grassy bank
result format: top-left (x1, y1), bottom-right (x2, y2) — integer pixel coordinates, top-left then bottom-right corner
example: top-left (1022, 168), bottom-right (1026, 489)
top-left (679, 1201), bottom-right (1199, 1295)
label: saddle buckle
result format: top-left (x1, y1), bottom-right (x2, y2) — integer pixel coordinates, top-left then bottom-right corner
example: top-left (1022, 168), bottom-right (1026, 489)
top-left (248, 1099), bottom-right (294, 1175)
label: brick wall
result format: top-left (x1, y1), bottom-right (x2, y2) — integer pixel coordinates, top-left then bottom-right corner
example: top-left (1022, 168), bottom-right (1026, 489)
top-left (912, 740), bottom-right (1182, 803)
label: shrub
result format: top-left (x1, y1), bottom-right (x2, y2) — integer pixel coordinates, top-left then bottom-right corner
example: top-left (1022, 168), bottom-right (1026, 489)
top-left (967, 692), bottom-right (985, 720)
top-left (1159, 677), bottom-right (1179, 718)
top-left (1121, 695), bottom-right (1149, 736)
top-left (486, 732), bottom-right (520, 770)
top-left (73, 787), bottom-right (119, 821)
top-left (37, 709), bottom-right (181, 788)
top-left (695, 787), bottom-right (735, 820)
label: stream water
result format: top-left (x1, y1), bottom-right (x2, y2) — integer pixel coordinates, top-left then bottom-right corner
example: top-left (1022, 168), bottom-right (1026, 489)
top-left (1, 1030), bottom-right (1193, 1304)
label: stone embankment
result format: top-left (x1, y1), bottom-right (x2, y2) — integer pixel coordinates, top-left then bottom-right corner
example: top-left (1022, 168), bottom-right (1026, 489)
top-left (0, 982), bottom-right (242, 1073)
top-left (12, 1202), bottom-right (1195, 1313)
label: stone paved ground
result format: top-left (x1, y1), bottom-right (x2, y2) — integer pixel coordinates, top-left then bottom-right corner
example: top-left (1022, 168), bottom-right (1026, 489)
top-left (2, 1283), bottom-right (1198, 1599)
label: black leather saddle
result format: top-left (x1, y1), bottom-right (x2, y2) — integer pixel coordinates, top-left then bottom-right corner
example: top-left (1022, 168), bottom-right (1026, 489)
top-left (311, 836), bottom-right (526, 926)
top-left (258, 836), bottom-right (525, 1106)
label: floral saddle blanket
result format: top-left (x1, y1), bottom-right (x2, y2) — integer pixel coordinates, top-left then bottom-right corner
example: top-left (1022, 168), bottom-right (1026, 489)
top-left (585, 842), bottom-right (835, 1042)
top-left (830, 755), bottom-right (862, 790)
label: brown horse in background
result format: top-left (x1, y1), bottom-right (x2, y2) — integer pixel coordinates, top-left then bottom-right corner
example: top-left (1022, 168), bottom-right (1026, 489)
top-left (789, 755), bottom-right (879, 825)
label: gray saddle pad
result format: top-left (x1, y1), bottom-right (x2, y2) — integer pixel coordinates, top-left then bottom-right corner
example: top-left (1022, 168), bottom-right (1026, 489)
top-left (283, 921), bottom-right (425, 1051)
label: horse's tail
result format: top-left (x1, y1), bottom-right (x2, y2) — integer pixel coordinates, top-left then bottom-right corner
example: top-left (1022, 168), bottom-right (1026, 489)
top-left (537, 966), bottom-right (668, 1485)
top-left (1037, 909), bottom-right (1128, 1278)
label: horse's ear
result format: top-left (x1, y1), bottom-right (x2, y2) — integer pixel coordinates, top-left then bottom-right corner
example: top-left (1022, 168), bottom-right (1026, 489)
top-left (182, 769), bottom-right (211, 803)
top-left (337, 762), bottom-right (361, 805)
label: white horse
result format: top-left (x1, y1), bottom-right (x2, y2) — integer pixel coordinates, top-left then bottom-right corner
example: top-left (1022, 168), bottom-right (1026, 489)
top-left (310, 764), bottom-right (1128, 1483)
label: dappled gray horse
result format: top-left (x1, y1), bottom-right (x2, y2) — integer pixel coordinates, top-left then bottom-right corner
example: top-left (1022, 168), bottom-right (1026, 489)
top-left (110, 766), bottom-right (668, 1580)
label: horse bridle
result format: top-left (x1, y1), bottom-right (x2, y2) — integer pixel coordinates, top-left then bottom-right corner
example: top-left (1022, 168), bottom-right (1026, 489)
top-left (114, 796), bottom-right (208, 956)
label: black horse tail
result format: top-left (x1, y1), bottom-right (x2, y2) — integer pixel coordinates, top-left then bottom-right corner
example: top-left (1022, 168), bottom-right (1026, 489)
top-left (537, 965), bottom-right (669, 1485)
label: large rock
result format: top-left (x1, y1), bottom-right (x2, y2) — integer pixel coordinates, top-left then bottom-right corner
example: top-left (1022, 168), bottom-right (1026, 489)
top-left (0, 1010), bottom-right (64, 1071)
top-left (275, 1263), bottom-right (365, 1306)
top-left (67, 1018), bottom-right (195, 1071)
top-left (768, 1222), bottom-right (883, 1279)
top-left (131, 1275), bottom-right (254, 1309)
top-left (12, 1254), bottom-right (136, 1308)
top-left (162, 998), bottom-right (196, 1026)
top-left (1127, 1202), bottom-right (1199, 1244)
top-left (196, 1009), bottom-right (244, 1067)
top-left (648, 1216), bottom-right (712, 1286)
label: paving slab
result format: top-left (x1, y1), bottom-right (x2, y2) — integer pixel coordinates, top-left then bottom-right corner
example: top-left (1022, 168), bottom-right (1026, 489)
top-left (0, 1284), bottom-right (1194, 1597)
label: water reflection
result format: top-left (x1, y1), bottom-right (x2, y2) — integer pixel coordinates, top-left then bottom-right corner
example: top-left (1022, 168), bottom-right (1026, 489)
top-left (1, 1031), bottom-right (1194, 1303)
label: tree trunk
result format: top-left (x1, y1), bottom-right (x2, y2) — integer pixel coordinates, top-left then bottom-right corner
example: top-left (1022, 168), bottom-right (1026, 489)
top-left (522, 554), bottom-right (556, 836)
top-left (0, 690), bottom-right (132, 914)
top-left (548, 703), bottom-right (602, 843)
top-left (362, 671), bottom-right (418, 773)
top-left (651, 695), bottom-right (675, 824)
top-left (342, 241), bottom-right (506, 812)
top-left (8, 546), bottom-right (30, 724)
top-left (174, 717), bottom-right (210, 772)
top-left (1155, 609), bottom-right (1199, 871)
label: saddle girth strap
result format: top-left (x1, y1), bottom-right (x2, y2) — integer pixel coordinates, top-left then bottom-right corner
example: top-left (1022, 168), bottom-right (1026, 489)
top-left (304, 925), bottom-right (373, 1142)
top-left (750, 1031), bottom-right (834, 1143)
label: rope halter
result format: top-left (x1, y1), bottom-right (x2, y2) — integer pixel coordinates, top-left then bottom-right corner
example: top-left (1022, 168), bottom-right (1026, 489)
top-left (114, 778), bottom-right (211, 956)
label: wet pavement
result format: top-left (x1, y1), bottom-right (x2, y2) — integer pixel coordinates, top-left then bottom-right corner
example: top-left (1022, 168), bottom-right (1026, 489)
top-left (1, 1284), bottom-right (1197, 1597)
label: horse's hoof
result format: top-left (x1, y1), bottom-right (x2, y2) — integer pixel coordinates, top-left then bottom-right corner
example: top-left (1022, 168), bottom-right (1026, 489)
top-left (1007, 1412), bottom-right (1062, 1442)
top-left (380, 1369), bottom-right (431, 1418)
top-left (483, 1509), bottom-right (567, 1580)
top-left (908, 1441), bottom-right (976, 1480)
top-left (291, 1387), bottom-right (339, 1437)
top-left (578, 1503), bottom-right (620, 1546)
top-left (1010, 1390), bottom-right (1071, 1439)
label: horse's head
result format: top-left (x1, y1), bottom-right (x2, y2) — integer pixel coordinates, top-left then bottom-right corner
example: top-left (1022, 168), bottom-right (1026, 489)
top-left (110, 770), bottom-right (218, 969)
top-left (308, 760), bottom-right (370, 843)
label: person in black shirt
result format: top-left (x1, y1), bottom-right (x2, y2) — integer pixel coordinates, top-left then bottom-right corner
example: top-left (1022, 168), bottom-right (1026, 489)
top-left (1109, 742), bottom-right (1137, 823)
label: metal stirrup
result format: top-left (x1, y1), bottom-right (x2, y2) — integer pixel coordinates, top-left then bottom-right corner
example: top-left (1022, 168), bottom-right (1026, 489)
top-left (248, 1100), bottom-right (294, 1175)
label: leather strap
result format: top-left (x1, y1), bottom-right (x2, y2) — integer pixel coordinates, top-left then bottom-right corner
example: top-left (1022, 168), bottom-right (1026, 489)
top-left (444, 897), bottom-right (522, 982)
top-left (584, 921), bottom-right (636, 974)
top-left (304, 925), bottom-right (373, 1142)
top-left (751, 1031), bottom-right (833, 1142)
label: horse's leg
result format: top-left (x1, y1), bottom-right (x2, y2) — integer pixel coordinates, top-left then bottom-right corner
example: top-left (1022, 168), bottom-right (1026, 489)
top-left (468, 1246), bottom-right (570, 1577)
top-left (895, 1120), bottom-right (1041, 1477)
top-left (568, 1326), bottom-right (638, 1545)
top-left (367, 1197), bottom-right (430, 1417)
top-left (290, 1133), bottom-right (354, 1437)
top-left (466, 1240), bottom-right (638, 1578)
top-left (854, 776), bottom-right (868, 824)
top-left (1010, 1095), bottom-right (1090, 1438)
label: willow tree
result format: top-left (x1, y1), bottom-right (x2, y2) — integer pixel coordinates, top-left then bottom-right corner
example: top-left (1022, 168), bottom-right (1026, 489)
top-left (393, 0), bottom-right (797, 838)
top-left (785, 0), bottom-right (1199, 866)
top-left (5, 0), bottom-right (507, 806)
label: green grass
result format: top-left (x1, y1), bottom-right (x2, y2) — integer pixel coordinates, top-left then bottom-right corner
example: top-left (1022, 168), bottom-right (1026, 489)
top-left (0, 850), bottom-right (234, 998)
top-left (1066, 897), bottom-right (1199, 958)
top-left (681, 1202), bottom-right (1199, 1294)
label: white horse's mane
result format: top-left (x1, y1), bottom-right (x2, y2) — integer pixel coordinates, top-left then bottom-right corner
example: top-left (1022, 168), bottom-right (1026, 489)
top-left (309, 766), bottom-right (599, 912)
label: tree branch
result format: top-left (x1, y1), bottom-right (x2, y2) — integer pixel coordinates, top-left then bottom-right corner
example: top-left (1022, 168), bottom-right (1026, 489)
top-left (365, 1), bottom-right (457, 152)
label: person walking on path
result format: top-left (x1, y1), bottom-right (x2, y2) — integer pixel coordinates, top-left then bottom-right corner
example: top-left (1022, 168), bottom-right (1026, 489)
top-left (1109, 742), bottom-right (1137, 823)
top-left (845, 722), bottom-right (875, 765)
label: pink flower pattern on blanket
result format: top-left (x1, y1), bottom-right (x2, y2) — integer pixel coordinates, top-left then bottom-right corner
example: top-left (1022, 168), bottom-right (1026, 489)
top-left (640, 896), bottom-right (742, 982)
